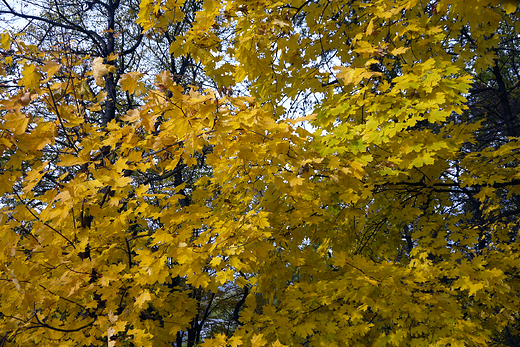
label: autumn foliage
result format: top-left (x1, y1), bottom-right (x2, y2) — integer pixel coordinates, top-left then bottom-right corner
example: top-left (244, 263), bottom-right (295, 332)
top-left (1, 0), bottom-right (520, 346)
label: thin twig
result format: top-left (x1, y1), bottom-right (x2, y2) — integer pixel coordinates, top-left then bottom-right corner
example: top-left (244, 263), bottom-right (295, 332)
top-left (13, 191), bottom-right (75, 249)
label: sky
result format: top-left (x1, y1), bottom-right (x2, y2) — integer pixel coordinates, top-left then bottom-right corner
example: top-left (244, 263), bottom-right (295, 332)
top-left (0, 0), bottom-right (39, 33)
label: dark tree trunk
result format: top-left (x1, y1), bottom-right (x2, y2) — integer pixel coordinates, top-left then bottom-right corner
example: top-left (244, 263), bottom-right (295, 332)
top-left (492, 60), bottom-right (518, 138)
top-left (102, 0), bottom-right (120, 125)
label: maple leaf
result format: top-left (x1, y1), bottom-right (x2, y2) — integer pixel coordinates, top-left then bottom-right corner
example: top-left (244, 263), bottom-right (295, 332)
top-left (42, 61), bottom-right (61, 79)
top-left (187, 273), bottom-right (210, 288)
top-left (135, 291), bottom-right (152, 308)
top-left (3, 111), bottom-right (29, 134)
top-left (0, 32), bottom-right (10, 50)
top-left (2, 0), bottom-right (520, 346)
top-left (92, 57), bottom-right (110, 87)
top-left (503, 1), bottom-right (518, 14)
top-left (120, 71), bottom-right (144, 95)
top-left (250, 334), bottom-right (267, 347)
top-left (18, 64), bottom-right (41, 90)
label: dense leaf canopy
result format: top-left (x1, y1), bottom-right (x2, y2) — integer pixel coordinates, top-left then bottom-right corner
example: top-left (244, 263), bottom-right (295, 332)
top-left (1, 0), bottom-right (520, 346)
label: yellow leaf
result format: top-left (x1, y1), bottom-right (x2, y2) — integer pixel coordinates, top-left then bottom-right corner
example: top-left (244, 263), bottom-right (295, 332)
top-left (286, 113), bottom-right (317, 125)
top-left (135, 290), bottom-right (152, 308)
top-left (18, 91), bottom-right (32, 106)
top-left (4, 112), bottom-right (29, 135)
top-left (503, 1), bottom-right (518, 14)
top-left (469, 282), bottom-right (484, 296)
top-left (59, 154), bottom-right (87, 167)
top-left (122, 109), bottom-right (141, 122)
top-left (289, 177), bottom-right (304, 186)
top-left (42, 61), bottom-right (61, 78)
top-left (113, 320), bottom-right (127, 333)
top-left (93, 57), bottom-right (109, 87)
top-left (0, 32), bottom-right (10, 50)
top-left (187, 273), bottom-right (210, 288)
top-left (390, 47), bottom-right (409, 55)
top-left (108, 327), bottom-right (116, 347)
top-left (120, 72), bottom-right (143, 94)
top-left (366, 19), bottom-right (375, 36)
top-left (357, 303), bottom-right (369, 311)
top-left (202, 333), bottom-right (227, 347)
top-left (107, 52), bottom-right (119, 61)
top-left (22, 168), bottom-right (46, 193)
top-left (108, 311), bottom-right (119, 324)
top-left (273, 19), bottom-right (291, 27)
top-left (210, 257), bottom-right (222, 266)
top-left (141, 113), bottom-right (158, 132)
top-left (19, 64), bottom-right (41, 90)
top-left (335, 66), bottom-right (356, 85)
top-left (113, 175), bottom-right (132, 188)
top-left (135, 184), bottom-right (149, 197)
top-left (10, 270), bottom-right (20, 291)
top-left (271, 340), bottom-right (287, 347)
top-left (250, 334), bottom-right (267, 347)
top-left (229, 336), bottom-right (242, 347)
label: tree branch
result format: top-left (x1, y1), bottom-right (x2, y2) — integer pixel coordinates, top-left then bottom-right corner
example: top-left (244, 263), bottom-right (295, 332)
top-left (0, 0), bottom-right (105, 54)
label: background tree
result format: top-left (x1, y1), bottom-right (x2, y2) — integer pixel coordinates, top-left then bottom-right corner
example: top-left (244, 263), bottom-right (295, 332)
top-left (0, 1), bottom-right (248, 346)
top-left (1, 0), bottom-right (520, 346)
